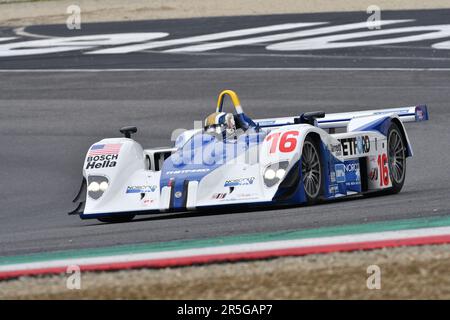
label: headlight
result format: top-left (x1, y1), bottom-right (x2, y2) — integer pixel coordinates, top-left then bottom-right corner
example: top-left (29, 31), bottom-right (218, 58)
top-left (99, 181), bottom-right (109, 192)
top-left (87, 175), bottom-right (109, 200)
top-left (88, 181), bottom-right (100, 192)
top-left (263, 161), bottom-right (289, 187)
top-left (264, 169), bottom-right (276, 180)
top-left (276, 168), bottom-right (286, 179)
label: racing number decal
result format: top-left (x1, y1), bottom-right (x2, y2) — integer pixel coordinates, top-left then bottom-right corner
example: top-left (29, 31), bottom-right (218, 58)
top-left (266, 132), bottom-right (281, 154)
top-left (279, 131), bottom-right (299, 153)
top-left (266, 131), bottom-right (299, 154)
top-left (377, 153), bottom-right (390, 186)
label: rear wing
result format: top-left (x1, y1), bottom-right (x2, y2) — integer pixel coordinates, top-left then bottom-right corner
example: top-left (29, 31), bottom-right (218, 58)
top-left (255, 105), bottom-right (429, 129)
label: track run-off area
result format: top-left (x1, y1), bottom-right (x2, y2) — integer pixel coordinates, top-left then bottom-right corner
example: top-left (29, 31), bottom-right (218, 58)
top-left (0, 10), bottom-right (450, 279)
top-left (1, 215), bottom-right (450, 280)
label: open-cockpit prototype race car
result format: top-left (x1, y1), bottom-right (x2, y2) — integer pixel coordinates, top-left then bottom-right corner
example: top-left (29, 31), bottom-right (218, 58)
top-left (70, 90), bottom-right (429, 223)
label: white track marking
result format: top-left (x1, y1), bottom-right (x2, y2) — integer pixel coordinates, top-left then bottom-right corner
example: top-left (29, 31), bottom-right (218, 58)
top-left (433, 40), bottom-right (450, 49)
top-left (166, 20), bottom-right (408, 52)
top-left (0, 33), bottom-right (169, 57)
top-left (87, 22), bottom-right (324, 54)
top-left (1, 226), bottom-right (449, 272)
top-left (14, 27), bottom-right (54, 39)
top-left (0, 37), bottom-right (17, 42)
top-left (1, 68), bottom-right (450, 72)
top-left (268, 24), bottom-right (450, 51)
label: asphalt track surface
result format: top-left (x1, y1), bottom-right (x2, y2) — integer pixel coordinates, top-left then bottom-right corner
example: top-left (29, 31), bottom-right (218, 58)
top-left (0, 11), bottom-right (450, 256)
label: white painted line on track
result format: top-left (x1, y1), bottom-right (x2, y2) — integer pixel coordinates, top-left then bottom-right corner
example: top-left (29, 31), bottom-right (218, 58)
top-left (13, 27), bottom-right (54, 39)
top-left (88, 22), bottom-right (325, 55)
top-left (1, 68), bottom-right (450, 72)
top-left (165, 20), bottom-right (408, 53)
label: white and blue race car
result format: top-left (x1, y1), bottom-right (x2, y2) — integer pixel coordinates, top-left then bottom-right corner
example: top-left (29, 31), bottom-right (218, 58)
top-left (70, 90), bottom-right (429, 223)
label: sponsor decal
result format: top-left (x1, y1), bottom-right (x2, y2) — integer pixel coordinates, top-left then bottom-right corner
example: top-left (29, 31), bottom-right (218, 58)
top-left (88, 143), bottom-right (121, 156)
top-left (329, 143), bottom-right (342, 157)
top-left (334, 164), bottom-right (346, 183)
top-left (85, 144), bottom-right (121, 170)
top-left (344, 160), bottom-right (361, 192)
top-left (142, 198), bottom-right (155, 206)
top-left (126, 185), bottom-right (157, 194)
top-left (215, 192), bottom-right (259, 201)
top-left (417, 109), bottom-right (424, 120)
top-left (416, 107), bottom-right (427, 121)
top-left (329, 184), bottom-right (339, 194)
top-left (369, 167), bottom-right (379, 181)
top-left (85, 154), bottom-right (118, 169)
top-left (258, 120), bottom-right (276, 125)
top-left (374, 109), bottom-right (409, 116)
top-left (339, 136), bottom-right (371, 156)
top-left (330, 171), bottom-right (336, 183)
top-left (235, 193), bottom-right (259, 200)
top-left (224, 177), bottom-right (255, 187)
top-left (212, 193), bottom-right (227, 199)
top-left (345, 162), bottom-right (359, 173)
top-left (166, 168), bottom-right (210, 175)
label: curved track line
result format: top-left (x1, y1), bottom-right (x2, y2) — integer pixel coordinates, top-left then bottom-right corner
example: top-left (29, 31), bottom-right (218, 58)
top-left (13, 26), bottom-right (55, 39)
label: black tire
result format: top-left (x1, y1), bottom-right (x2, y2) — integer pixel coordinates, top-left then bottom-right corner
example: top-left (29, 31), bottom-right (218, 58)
top-left (97, 215), bottom-right (135, 223)
top-left (301, 135), bottom-right (323, 203)
top-left (386, 122), bottom-right (407, 194)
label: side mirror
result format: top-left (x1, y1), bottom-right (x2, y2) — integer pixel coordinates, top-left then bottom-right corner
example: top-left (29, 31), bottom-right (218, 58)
top-left (295, 111), bottom-right (325, 126)
top-left (120, 126), bottom-right (138, 138)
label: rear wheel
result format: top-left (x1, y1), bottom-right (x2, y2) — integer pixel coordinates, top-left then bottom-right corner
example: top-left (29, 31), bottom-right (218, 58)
top-left (386, 122), bottom-right (407, 194)
top-left (301, 136), bottom-right (323, 203)
top-left (97, 215), bottom-right (135, 223)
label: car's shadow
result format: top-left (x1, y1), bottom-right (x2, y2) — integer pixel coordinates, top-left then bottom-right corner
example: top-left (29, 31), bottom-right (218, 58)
top-left (84, 191), bottom-right (399, 226)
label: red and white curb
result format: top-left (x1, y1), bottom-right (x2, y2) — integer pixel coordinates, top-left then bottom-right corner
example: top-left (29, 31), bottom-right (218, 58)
top-left (1, 226), bottom-right (450, 280)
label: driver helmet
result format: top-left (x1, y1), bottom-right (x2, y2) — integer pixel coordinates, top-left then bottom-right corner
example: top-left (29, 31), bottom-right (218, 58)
top-left (204, 112), bottom-right (236, 136)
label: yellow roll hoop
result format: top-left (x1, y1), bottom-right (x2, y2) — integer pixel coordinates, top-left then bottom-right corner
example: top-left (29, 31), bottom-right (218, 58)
top-left (216, 90), bottom-right (243, 114)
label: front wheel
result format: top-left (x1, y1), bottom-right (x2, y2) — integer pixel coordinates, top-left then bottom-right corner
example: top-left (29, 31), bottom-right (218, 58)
top-left (97, 215), bottom-right (135, 223)
top-left (301, 136), bottom-right (323, 203)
